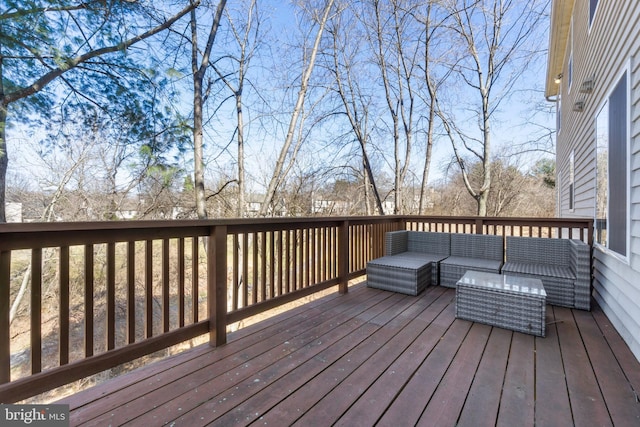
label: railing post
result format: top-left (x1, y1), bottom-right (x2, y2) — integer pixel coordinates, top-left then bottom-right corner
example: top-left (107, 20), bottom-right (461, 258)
top-left (338, 220), bottom-right (349, 294)
top-left (209, 225), bottom-right (228, 347)
top-left (475, 218), bottom-right (484, 234)
top-left (0, 250), bottom-right (10, 384)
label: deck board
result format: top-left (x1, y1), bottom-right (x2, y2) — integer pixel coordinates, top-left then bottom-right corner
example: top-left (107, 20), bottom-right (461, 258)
top-left (416, 322), bottom-right (491, 426)
top-left (456, 326), bottom-right (511, 427)
top-left (573, 308), bottom-right (640, 426)
top-left (555, 306), bottom-right (613, 426)
top-left (497, 331), bottom-right (535, 427)
top-left (533, 306), bottom-right (573, 427)
top-left (58, 283), bottom-right (640, 427)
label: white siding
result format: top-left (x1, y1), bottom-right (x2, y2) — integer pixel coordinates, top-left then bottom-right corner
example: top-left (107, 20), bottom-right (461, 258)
top-left (555, 0), bottom-right (640, 362)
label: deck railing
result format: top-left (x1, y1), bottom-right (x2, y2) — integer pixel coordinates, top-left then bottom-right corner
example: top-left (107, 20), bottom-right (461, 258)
top-left (0, 216), bottom-right (592, 402)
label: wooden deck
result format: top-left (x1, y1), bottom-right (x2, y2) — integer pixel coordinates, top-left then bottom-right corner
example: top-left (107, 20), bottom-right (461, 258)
top-left (60, 282), bottom-right (640, 426)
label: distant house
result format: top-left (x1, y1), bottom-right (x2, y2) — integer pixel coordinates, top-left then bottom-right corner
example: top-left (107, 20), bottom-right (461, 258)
top-left (545, 0), bottom-right (640, 361)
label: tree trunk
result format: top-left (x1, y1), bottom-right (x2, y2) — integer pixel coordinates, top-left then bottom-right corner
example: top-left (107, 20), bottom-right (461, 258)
top-left (236, 93), bottom-right (245, 217)
top-left (419, 103), bottom-right (434, 214)
top-left (0, 103), bottom-right (7, 223)
top-left (191, 0), bottom-right (228, 219)
top-left (478, 90), bottom-right (491, 217)
top-left (193, 75), bottom-right (207, 219)
top-left (1, 50), bottom-right (7, 222)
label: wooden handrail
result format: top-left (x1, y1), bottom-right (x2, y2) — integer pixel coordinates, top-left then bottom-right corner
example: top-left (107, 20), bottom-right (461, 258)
top-left (0, 215), bottom-right (593, 402)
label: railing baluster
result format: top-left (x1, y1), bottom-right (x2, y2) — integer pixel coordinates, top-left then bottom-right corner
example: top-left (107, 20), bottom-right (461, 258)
top-left (178, 238), bottom-right (185, 328)
top-left (31, 249), bottom-right (42, 374)
top-left (60, 246), bottom-right (70, 365)
top-left (252, 232), bottom-right (258, 304)
top-left (191, 236), bottom-right (200, 323)
top-left (232, 234), bottom-right (239, 310)
top-left (322, 227), bottom-right (327, 281)
top-left (145, 240), bottom-right (153, 338)
top-left (163, 239), bottom-right (170, 333)
top-left (285, 230), bottom-right (291, 293)
top-left (85, 245), bottom-right (94, 357)
top-left (311, 228), bottom-right (317, 287)
top-left (127, 241), bottom-right (135, 344)
top-left (293, 230), bottom-right (299, 291)
top-left (351, 225), bottom-right (357, 273)
top-left (0, 250), bottom-right (9, 384)
top-left (107, 242), bottom-right (116, 351)
top-left (300, 229), bottom-right (306, 289)
top-left (338, 220), bottom-right (349, 294)
top-left (242, 233), bottom-right (249, 307)
top-left (277, 230), bottom-right (283, 296)
top-left (268, 231), bottom-right (274, 299)
top-left (192, 237), bottom-right (199, 323)
top-left (260, 232), bottom-right (267, 302)
top-left (333, 226), bottom-right (338, 278)
top-left (303, 229), bottom-right (309, 287)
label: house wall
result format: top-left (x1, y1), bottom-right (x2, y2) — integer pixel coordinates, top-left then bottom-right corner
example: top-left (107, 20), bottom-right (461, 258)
top-left (555, 0), bottom-right (640, 361)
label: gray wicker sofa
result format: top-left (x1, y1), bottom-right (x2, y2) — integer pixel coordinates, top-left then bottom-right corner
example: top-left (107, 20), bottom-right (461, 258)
top-left (366, 231), bottom-right (450, 295)
top-left (501, 236), bottom-right (591, 310)
top-left (439, 233), bottom-right (504, 288)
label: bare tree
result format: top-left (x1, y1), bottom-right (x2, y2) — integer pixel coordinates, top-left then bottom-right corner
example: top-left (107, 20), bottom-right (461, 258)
top-left (412, 1), bottom-right (454, 214)
top-left (190, 0), bottom-right (228, 219)
top-left (212, 0), bottom-right (260, 217)
top-left (437, 0), bottom-right (547, 216)
top-left (326, 7), bottom-right (385, 215)
top-left (368, 0), bottom-right (420, 215)
top-left (259, 0), bottom-right (336, 216)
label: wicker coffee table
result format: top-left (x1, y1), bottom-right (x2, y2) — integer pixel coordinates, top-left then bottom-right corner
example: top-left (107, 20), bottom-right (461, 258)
top-left (455, 270), bottom-right (547, 337)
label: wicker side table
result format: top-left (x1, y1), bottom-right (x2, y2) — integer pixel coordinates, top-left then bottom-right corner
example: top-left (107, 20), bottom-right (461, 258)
top-left (455, 270), bottom-right (547, 337)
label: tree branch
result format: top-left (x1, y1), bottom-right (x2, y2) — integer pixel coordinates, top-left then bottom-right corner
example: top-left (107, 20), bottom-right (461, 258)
top-left (4, 1), bottom-right (201, 105)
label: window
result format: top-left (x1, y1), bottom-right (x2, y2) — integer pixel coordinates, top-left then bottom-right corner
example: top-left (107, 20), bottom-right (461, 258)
top-left (557, 172), bottom-right (562, 216)
top-left (589, 0), bottom-right (599, 26)
top-left (556, 96), bottom-right (562, 133)
top-left (568, 54), bottom-right (573, 89)
top-left (569, 150), bottom-right (575, 211)
top-left (568, 18), bottom-right (573, 90)
top-left (595, 71), bottom-right (628, 257)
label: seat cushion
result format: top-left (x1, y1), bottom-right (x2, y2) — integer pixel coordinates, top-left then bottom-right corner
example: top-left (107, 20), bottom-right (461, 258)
top-left (440, 256), bottom-right (502, 271)
top-left (367, 253), bottom-right (431, 269)
top-left (502, 262), bottom-right (575, 280)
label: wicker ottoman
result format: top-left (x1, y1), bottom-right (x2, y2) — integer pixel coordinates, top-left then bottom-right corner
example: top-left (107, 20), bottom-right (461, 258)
top-left (367, 253), bottom-right (433, 296)
top-left (455, 270), bottom-right (546, 337)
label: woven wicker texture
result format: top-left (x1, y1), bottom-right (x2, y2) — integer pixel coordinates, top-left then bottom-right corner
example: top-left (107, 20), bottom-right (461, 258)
top-left (440, 260), bottom-right (503, 288)
top-left (367, 255), bottom-right (432, 295)
top-left (385, 231), bottom-right (409, 256)
top-left (381, 231), bottom-right (450, 285)
top-left (503, 236), bottom-right (591, 310)
top-left (406, 231), bottom-right (451, 256)
top-left (570, 239), bottom-right (591, 310)
top-left (449, 233), bottom-right (504, 261)
top-left (456, 280), bottom-right (546, 337)
top-left (439, 234), bottom-right (504, 287)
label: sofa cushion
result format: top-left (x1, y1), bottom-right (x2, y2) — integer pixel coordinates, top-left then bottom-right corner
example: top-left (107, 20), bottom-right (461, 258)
top-left (440, 256), bottom-right (502, 271)
top-left (368, 253), bottom-right (430, 269)
top-left (502, 262), bottom-right (575, 280)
